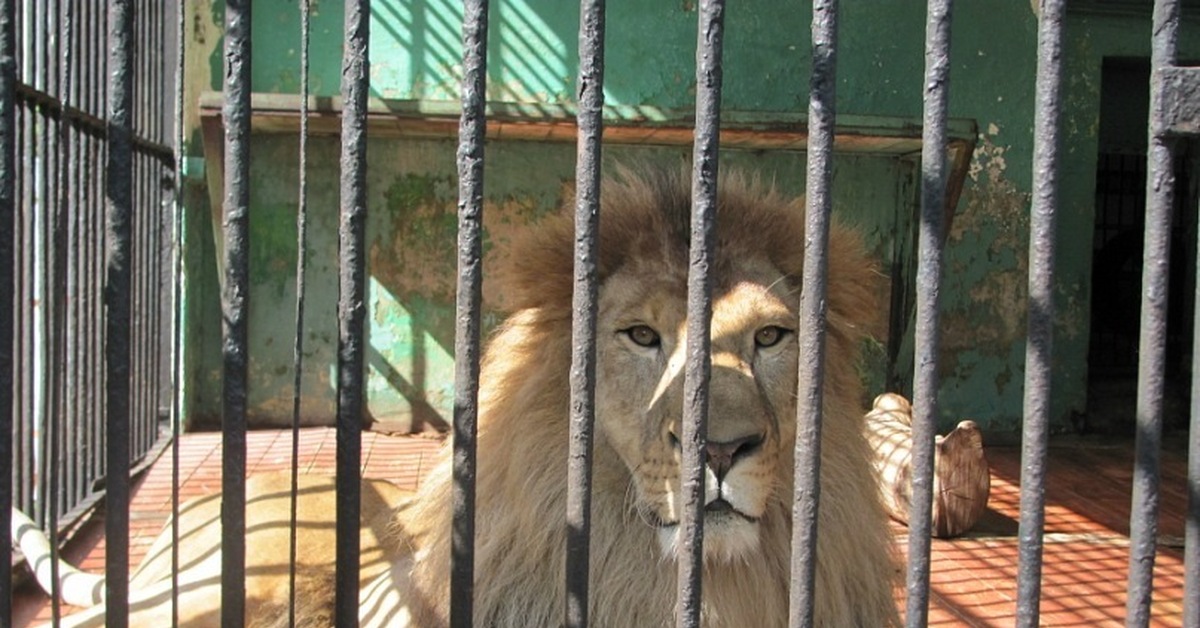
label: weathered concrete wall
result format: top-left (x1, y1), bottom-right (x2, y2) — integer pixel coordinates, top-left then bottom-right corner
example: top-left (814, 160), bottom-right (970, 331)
top-left (180, 1), bottom-right (1200, 433)
top-left (184, 135), bottom-right (904, 428)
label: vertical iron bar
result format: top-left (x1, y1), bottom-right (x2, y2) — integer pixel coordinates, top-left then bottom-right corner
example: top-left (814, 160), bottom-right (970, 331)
top-left (86, 0), bottom-right (100, 488)
top-left (453, 1), bottom-right (489, 625)
top-left (288, 1), bottom-right (312, 626)
top-left (105, 0), bottom-right (135, 624)
top-left (35, 0), bottom-right (49, 530)
top-left (67, 0), bottom-right (82, 510)
top-left (789, 2), bottom-right (837, 627)
top-left (677, 1), bottom-right (725, 626)
top-left (1128, 1), bottom-right (1180, 624)
top-left (336, 0), bottom-right (369, 624)
top-left (171, 0), bottom-right (186, 622)
top-left (0, 0), bottom-right (14, 617)
top-left (221, 0), bottom-right (252, 624)
top-left (16, 0), bottom-right (29, 516)
top-left (907, 1), bottom-right (953, 625)
top-left (47, 0), bottom-right (70, 618)
top-left (18, 93), bottom-right (30, 514)
top-left (1015, 1), bottom-right (1065, 625)
top-left (564, 1), bottom-right (606, 626)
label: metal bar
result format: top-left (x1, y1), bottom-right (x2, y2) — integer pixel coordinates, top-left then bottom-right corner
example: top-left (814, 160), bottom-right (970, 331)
top-left (677, 1), bottom-right (726, 625)
top-left (1128, 1), bottom-right (1181, 624)
top-left (171, 0), bottom-right (186, 623)
top-left (86, 0), bottom-right (102, 491)
top-left (0, 0), bottom-right (15, 617)
top-left (221, 0), bottom-right (252, 624)
top-left (452, 1), bottom-right (489, 625)
top-left (82, 0), bottom-right (95, 500)
top-left (17, 94), bottom-right (30, 516)
top-left (34, 0), bottom-right (49, 531)
top-left (46, 0), bottom-right (71, 617)
top-left (907, 1), bottom-right (953, 625)
top-left (67, 0), bottom-right (82, 510)
top-left (288, 1), bottom-right (312, 626)
top-left (14, 84), bottom-right (173, 158)
top-left (104, 0), bottom-right (135, 624)
top-left (564, 1), bottom-right (606, 625)
top-left (131, 123), bottom-right (143, 461)
top-left (336, 0), bottom-right (369, 624)
top-left (789, 2), bottom-right (837, 626)
top-left (1015, 2), bottom-right (1065, 625)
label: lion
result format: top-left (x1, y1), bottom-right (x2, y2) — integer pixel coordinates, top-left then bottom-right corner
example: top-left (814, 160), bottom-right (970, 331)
top-left (15, 166), bottom-right (899, 627)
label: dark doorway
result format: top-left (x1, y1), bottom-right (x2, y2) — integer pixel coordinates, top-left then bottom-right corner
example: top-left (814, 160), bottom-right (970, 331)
top-left (1087, 58), bottom-right (1198, 434)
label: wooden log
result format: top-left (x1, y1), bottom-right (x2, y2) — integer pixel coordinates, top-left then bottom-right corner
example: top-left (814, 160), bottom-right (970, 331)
top-left (864, 393), bottom-right (990, 538)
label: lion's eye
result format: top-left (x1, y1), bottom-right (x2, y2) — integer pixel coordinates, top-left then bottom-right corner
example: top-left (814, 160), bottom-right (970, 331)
top-left (754, 326), bottom-right (790, 348)
top-left (623, 325), bottom-right (661, 348)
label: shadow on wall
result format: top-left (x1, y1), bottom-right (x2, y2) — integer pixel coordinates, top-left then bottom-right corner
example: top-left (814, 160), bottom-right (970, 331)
top-left (212, 0), bottom-right (812, 110)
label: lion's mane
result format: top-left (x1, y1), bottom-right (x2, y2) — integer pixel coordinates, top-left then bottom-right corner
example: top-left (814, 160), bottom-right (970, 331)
top-left (391, 167), bottom-right (899, 627)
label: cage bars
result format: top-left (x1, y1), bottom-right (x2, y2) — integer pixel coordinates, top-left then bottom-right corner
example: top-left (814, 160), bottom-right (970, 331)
top-left (0, 0), bottom-right (14, 618)
top-left (220, 0), bottom-right (252, 624)
top-left (452, 1), bottom-right (489, 625)
top-left (788, 2), bottom-right (838, 626)
top-left (1129, 0), bottom-right (1184, 625)
top-left (1015, 1), bottom-right (1065, 624)
top-left (906, 1), bottom-right (953, 625)
top-left (171, 0), bottom-right (187, 622)
top-left (46, 0), bottom-right (72, 620)
top-left (335, 0), bottom-right (370, 624)
top-left (675, 1), bottom-right (727, 626)
top-left (564, 1), bottom-right (606, 626)
top-left (104, 1), bottom-right (135, 625)
top-left (287, 1), bottom-right (313, 626)
top-left (2, 0), bottom-right (1197, 625)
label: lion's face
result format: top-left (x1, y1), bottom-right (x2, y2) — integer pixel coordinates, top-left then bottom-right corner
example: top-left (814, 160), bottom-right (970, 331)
top-left (595, 255), bottom-right (799, 564)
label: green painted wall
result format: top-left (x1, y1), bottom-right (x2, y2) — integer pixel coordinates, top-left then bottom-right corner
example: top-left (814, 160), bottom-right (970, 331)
top-left (181, 1), bottom-right (1200, 434)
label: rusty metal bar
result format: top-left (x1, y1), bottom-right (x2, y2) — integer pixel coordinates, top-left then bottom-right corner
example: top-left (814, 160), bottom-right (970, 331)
top-left (105, 0), bottom-right (135, 624)
top-left (907, 1), bottom-right (953, 625)
top-left (452, 1), bottom-right (489, 625)
top-left (789, 3), bottom-right (837, 626)
top-left (221, 0), bottom-right (252, 624)
top-left (1015, 1), bottom-right (1065, 625)
top-left (1127, 1), bottom-right (1180, 625)
top-left (15, 0), bottom-right (30, 520)
top-left (46, 0), bottom-right (72, 620)
top-left (65, 0), bottom-right (82, 513)
top-left (0, 0), bottom-right (14, 616)
top-left (171, 0), bottom-right (186, 622)
top-left (34, 0), bottom-right (50, 532)
top-left (336, 0), bottom-right (370, 624)
top-left (564, 0), bottom-right (606, 626)
top-left (288, 1), bottom-right (313, 626)
top-left (677, 1), bottom-right (726, 626)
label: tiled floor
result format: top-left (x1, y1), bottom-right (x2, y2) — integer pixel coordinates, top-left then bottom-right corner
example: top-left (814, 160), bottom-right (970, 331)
top-left (12, 431), bottom-right (1193, 626)
top-left (13, 428), bottom-right (443, 626)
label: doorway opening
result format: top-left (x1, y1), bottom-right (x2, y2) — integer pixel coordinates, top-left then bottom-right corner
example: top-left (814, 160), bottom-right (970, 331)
top-left (1087, 57), bottom-right (1197, 434)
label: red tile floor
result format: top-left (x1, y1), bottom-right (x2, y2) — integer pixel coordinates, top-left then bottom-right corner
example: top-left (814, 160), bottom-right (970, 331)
top-left (12, 431), bottom-right (1193, 626)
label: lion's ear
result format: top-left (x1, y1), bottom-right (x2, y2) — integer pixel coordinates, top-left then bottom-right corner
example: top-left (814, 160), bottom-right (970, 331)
top-left (495, 212), bottom-right (577, 315)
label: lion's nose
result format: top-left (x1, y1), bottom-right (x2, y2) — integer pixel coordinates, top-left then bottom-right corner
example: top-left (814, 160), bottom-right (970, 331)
top-left (705, 434), bottom-right (764, 480)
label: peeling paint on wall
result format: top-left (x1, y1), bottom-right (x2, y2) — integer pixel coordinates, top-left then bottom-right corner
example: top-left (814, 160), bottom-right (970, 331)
top-left (182, 1), bottom-right (1200, 436)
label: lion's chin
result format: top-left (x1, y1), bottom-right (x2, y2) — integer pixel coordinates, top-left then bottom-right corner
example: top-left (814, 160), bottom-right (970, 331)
top-left (656, 514), bottom-right (761, 564)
